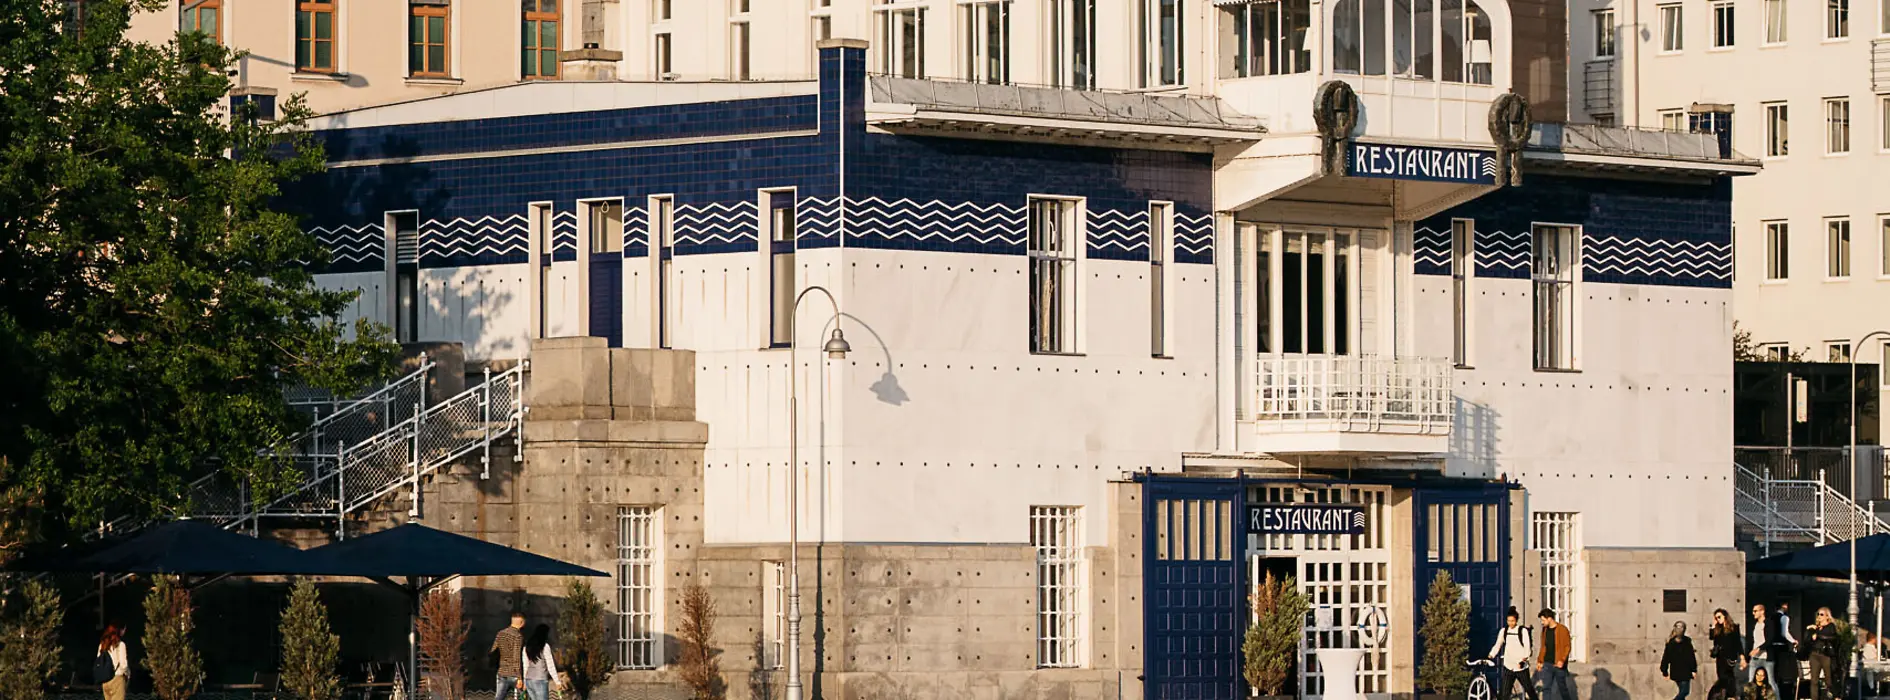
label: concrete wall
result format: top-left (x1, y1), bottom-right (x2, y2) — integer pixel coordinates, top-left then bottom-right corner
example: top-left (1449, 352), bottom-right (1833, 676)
top-left (1544, 548), bottom-right (1746, 700)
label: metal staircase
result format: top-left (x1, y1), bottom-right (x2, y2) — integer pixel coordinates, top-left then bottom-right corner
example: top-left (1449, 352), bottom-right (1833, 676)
top-left (1736, 459), bottom-right (1888, 557)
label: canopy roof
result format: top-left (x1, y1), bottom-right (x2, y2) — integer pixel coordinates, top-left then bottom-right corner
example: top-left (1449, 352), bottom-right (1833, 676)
top-left (6, 520), bottom-right (319, 576)
top-left (301, 523), bottom-right (607, 580)
top-left (1749, 534), bottom-right (1890, 582)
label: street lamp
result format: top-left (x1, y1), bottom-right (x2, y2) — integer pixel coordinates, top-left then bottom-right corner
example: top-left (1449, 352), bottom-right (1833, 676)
top-left (1849, 330), bottom-right (1890, 700)
top-left (787, 286), bottom-right (847, 700)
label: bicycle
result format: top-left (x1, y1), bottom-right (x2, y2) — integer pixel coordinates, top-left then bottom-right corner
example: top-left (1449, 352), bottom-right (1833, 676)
top-left (1465, 658), bottom-right (1497, 700)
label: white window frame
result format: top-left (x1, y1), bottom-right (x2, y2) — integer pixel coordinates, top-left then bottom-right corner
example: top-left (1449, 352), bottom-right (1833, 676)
top-left (729, 0), bottom-right (752, 80)
top-left (1050, 0), bottom-right (1097, 89)
top-left (1882, 96), bottom-right (1890, 151)
top-left (1028, 196), bottom-right (1086, 355)
top-left (1222, 0), bottom-right (1314, 78)
top-left (652, 0), bottom-right (673, 79)
top-left (962, 0), bottom-right (1010, 84)
top-left (384, 210), bottom-right (421, 344)
top-left (875, 0), bottom-right (928, 79)
top-left (1138, 0), bottom-right (1185, 87)
top-left (1659, 109), bottom-right (1686, 132)
top-left (1827, 97), bottom-right (1852, 154)
top-left (1828, 341), bottom-right (1854, 363)
top-left (1594, 8), bottom-right (1617, 58)
top-left (1766, 102), bottom-right (1790, 157)
top-left (1031, 506), bottom-right (1086, 669)
top-left (1759, 343), bottom-right (1790, 361)
top-left (1532, 223), bottom-right (1582, 371)
top-left (1827, 217), bottom-right (1852, 278)
top-left (1880, 215), bottom-right (1890, 277)
top-left (1765, 220), bottom-right (1791, 280)
top-left (1831, 0), bottom-right (1852, 38)
top-left (1451, 219), bottom-right (1476, 368)
top-left (649, 195), bottom-right (677, 349)
top-left (1765, 0), bottom-right (1789, 43)
top-left (761, 188), bottom-right (797, 348)
top-left (1533, 512), bottom-right (1586, 663)
top-left (1660, 4), bottom-right (1684, 52)
top-left (1248, 226), bottom-right (1366, 356)
top-left (616, 505), bottom-right (662, 670)
top-left (761, 560), bottom-right (786, 669)
top-left (1150, 202), bottom-right (1175, 357)
top-left (1713, 0), bottom-right (1736, 47)
top-left (810, 0), bottom-right (834, 73)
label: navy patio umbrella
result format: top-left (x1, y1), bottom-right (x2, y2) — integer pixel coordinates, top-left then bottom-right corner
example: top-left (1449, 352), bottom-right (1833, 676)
top-left (1748, 534), bottom-right (1890, 582)
top-left (5, 519), bottom-right (319, 576)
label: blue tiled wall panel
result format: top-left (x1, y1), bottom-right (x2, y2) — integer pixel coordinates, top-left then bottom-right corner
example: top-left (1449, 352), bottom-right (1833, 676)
top-left (1415, 174), bottom-right (1733, 288)
top-left (590, 253), bottom-right (623, 348)
top-left (847, 134), bottom-right (1217, 263)
top-left (317, 96), bottom-right (819, 164)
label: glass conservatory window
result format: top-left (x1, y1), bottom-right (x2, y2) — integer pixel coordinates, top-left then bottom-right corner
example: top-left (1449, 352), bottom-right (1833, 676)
top-left (1336, 0), bottom-right (1491, 84)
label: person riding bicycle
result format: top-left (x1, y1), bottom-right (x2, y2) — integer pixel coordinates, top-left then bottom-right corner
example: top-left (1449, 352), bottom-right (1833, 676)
top-left (1487, 606), bottom-right (1540, 700)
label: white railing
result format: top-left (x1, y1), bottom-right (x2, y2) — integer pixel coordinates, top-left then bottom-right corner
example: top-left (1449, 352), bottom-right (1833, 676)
top-left (1735, 460), bottom-right (1890, 555)
top-left (1253, 354), bottom-right (1453, 434)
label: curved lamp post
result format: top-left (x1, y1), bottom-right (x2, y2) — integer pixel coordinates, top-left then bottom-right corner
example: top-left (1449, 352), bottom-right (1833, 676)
top-left (1850, 331), bottom-right (1890, 700)
top-left (787, 285), bottom-right (848, 700)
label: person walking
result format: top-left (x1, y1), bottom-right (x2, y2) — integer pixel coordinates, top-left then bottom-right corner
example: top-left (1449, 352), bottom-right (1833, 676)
top-left (1751, 604), bottom-right (1783, 699)
top-left (1664, 621), bottom-right (1701, 700)
top-left (95, 622), bottom-right (129, 700)
top-left (1803, 607), bottom-right (1840, 700)
top-left (522, 623), bottom-right (564, 700)
top-left (1712, 609), bottom-right (1748, 700)
top-left (492, 612), bottom-right (526, 700)
top-left (1779, 604), bottom-right (1803, 700)
top-left (1488, 607), bottom-right (1539, 700)
top-left (1746, 667), bottom-right (1780, 700)
top-left (1539, 608), bottom-right (1576, 700)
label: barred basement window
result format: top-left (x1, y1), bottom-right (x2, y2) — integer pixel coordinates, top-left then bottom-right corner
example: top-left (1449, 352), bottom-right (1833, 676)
top-left (1031, 506), bottom-right (1084, 669)
top-left (617, 506), bottom-right (658, 669)
top-left (1533, 512), bottom-right (1585, 662)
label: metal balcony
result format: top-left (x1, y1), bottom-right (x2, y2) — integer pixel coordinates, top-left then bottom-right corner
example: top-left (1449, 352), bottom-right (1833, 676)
top-left (1249, 354), bottom-right (1453, 454)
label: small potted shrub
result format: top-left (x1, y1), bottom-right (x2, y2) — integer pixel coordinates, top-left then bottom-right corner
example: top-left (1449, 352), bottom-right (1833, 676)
top-left (1244, 572), bottom-right (1310, 700)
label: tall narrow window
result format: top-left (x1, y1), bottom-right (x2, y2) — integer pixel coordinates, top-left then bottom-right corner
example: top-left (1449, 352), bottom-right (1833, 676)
top-left (1031, 506), bottom-right (1084, 669)
top-left (1765, 220), bottom-right (1790, 280)
top-left (1451, 220), bottom-right (1475, 367)
top-left (532, 204), bottom-right (554, 338)
top-left (651, 196), bottom-right (677, 349)
top-left (766, 192), bottom-right (797, 348)
top-left (587, 200), bottom-right (624, 254)
top-left (1272, 230), bottom-right (1353, 355)
top-left (1881, 216), bottom-right (1890, 277)
top-left (1150, 203), bottom-right (1173, 357)
top-left (181, 0), bottom-right (221, 44)
top-left (409, 2), bottom-right (449, 78)
top-left (1883, 96), bottom-right (1890, 151)
top-left (1828, 218), bottom-right (1852, 278)
top-left (1223, 0), bottom-right (1314, 78)
top-left (1533, 513), bottom-right (1585, 662)
top-left (964, 1), bottom-right (1009, 84)
top-left (654, 33), bottom-right (672, 78)
top-left (1831, 0), bottom-right (1851, 37)
top-left (1713, 1), bottom-right (1736, 47)
top-left (1532, 224), bottom-right (1579, 371)
top-left (875, 1), bottom-right (927, 79)
top-left (1140, 0), bottom-right (1185, 87)
top-left (522, 0), bottom-right (560, 79)
top-left (616, 506), bottom-right (658, 670)
top-left (730, 0), bottom-right (752, 80)
top-left (762, 561), bottom-right (786, 669)
top-left (1766, 102), bottom-right (1790, 156)
top-left (1029, 198), bottom-right (1082, 355)
top-left (295, 1), bottom-right (338, 73)
top-left (1594, 9), bottom-right (1616, 57)
top-left (1827, 97), bottom-right (1852, 153)
top-left (1660, 4), bottom-right (1684, 51)
top-left (391, 212), bottom-right (419, 344)
top-left (1767, 0), bottom-right (1789, 42)
top-left (655, 0), bottom-right (671, 21)
top-left (811, 0), bottom-right (835, 60)
top-left (1051, 0), bottom-right (1097, 89)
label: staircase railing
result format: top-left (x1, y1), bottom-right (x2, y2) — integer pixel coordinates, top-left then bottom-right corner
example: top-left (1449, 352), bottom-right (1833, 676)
top-left (1736, 459), bottom-right (1890, 555)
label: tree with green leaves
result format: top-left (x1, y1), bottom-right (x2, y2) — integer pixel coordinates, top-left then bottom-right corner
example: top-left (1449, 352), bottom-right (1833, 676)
top-left (279, 578), bottom-right (341, 700)
top-left (0, 579), bottom-right (64, 700)
top-left (0, 0), bottom-right (397, 550)
top-left (1243, 572), bottom-right (1309, 697)
top-left (1418, 571), bottom-right (1471, 698)
top-left (557, 578), bottom-right (614, 700)
top-left (142, 576), bottom-right (204, 700)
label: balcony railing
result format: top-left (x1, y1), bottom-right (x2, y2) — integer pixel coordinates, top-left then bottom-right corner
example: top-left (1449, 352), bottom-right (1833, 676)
top-left (1253, 355), bottom-right (1453, 435)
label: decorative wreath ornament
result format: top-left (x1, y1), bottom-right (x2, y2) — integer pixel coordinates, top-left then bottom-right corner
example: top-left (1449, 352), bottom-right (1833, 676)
top-left (1487, 92), bottom-right (1532, 187)
top-left (1313, 80), bottom-right (1361, 176)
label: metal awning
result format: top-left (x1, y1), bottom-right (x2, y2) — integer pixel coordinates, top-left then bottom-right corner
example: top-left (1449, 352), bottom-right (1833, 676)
top-left (1524, 123), bottom-right (1762, 176)
top-left (867, 76), bottom-right (1266, 150)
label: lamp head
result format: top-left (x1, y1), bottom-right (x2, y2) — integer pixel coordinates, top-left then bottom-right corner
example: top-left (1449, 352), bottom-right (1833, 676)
top-left (823, 329), bottom-right (851, 359)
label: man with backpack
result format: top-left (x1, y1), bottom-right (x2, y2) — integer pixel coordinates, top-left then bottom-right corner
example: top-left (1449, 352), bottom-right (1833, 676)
top-left (1488, 607), bottom-right (1539, 700)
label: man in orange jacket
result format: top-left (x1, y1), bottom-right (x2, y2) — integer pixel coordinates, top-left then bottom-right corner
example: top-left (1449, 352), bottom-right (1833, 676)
top-left (1538, 608), bottom-right (1576, 700)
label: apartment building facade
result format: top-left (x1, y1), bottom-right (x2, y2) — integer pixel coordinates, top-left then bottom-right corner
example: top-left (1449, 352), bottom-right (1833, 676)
top-left (1566, 0), bottom-right (1889, 367)
top-left (118, 1), bottom-right (1753, 698)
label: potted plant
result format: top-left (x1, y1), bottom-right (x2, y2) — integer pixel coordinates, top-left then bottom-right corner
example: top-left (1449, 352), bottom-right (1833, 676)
top-left (1418, 571), bottom-right (1471, 700)
top-left (1244, 572), bottom-right (1310, 700)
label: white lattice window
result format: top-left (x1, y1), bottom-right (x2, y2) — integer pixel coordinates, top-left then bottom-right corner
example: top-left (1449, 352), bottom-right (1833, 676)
top-left (1532, 512), bottom-right (1585, 662)
top-left (1247, 485), bottom-right (1392, 696)
top-left (617, 506), bottom-right (659, 669)
top-left (1031, 506), bottom-right (1085, 668)
top-left (762, 560), bottom-right (786, 669)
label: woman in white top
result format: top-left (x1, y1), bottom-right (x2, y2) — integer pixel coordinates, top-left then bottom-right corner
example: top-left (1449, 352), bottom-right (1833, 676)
top-left (98, 622), bottom-right (129, 700)
top-left (522, 623), bottom-right (563, 700)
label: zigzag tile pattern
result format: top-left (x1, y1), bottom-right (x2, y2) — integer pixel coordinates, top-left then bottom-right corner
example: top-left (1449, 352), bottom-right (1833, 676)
top-left (1088, 208), bottom-right (1150, 261)
top-left (1415, 226), bottom-right (1731, 283)
top-left (1414, 226), bottom-right (1531, 278)
top-left (845, 197), bottom-right (1027, 254)
top-left (1175, 212), bottom-right (1215, 264)
top-left (674, 201), bottom-right (757, 254)
top-left (550, 211), bottom-right (578, 254)
top-left (311, 222), bottom-right (385, 270)
top-left (622, 206), bottom-right (649, 257)
top-left (419, 215), bottom-right (529, 263)
top-left (798, 196), bottom-right (841, 249)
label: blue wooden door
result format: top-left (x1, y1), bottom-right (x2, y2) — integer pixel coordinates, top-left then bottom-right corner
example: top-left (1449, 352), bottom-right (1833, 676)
top-left (1144, 477), bottom-right (1246, 700)
top-left (1412, 484), bottom-right (1513, 693)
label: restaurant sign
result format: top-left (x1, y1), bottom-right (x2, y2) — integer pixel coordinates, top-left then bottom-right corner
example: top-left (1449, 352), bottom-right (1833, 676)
top-left (1345, 142), bottom-right (1498, 185)
top-left (1246, 504), bottom-right (1368, 535)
